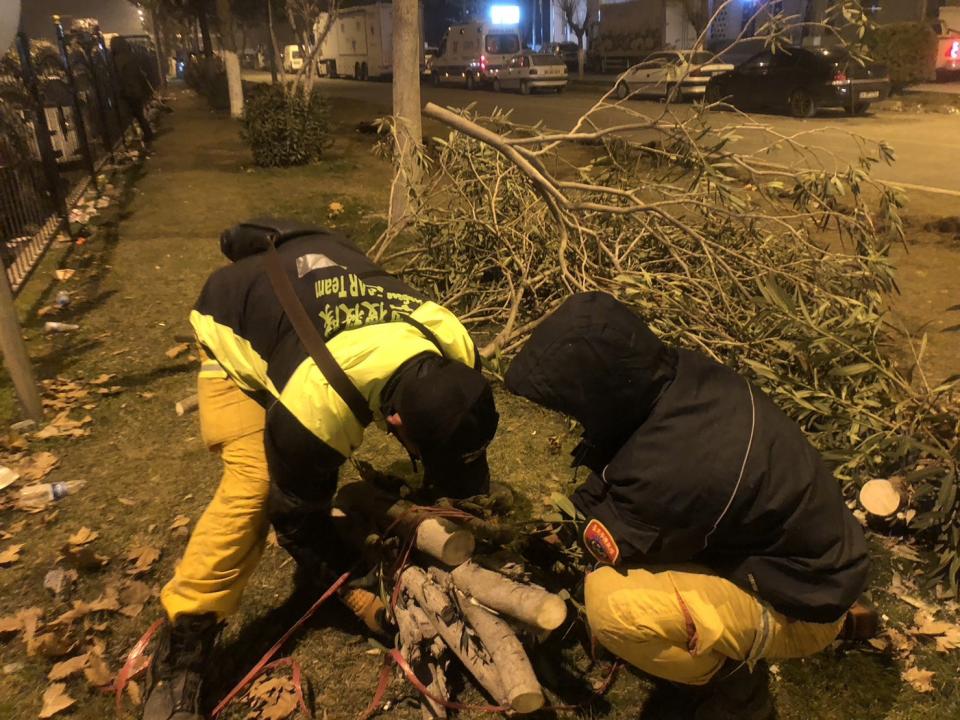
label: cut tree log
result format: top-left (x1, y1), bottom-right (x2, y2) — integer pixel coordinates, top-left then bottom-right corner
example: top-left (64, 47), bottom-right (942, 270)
top-left (336, 482), bottom-right (474, 565)
top-left (174, 394), bottom-right (199, 416)
top-left (450, 561), bottom-right (567, 631)
top-left (396, 600), bottom-right (448, 719)
top-left (400, 567), bottom-right (507, 706)
top-left (859, 478), bottom-right (903, 518)
top-left (459, 594), bottom-right (545, 714)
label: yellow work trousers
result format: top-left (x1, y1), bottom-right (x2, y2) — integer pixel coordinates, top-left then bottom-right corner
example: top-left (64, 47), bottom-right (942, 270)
top-left (160, 362), bottom-right (270, 620)
top-left (584, 565), bottom-right (844, 686)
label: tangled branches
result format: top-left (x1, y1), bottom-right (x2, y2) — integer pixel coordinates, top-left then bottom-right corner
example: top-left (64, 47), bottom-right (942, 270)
top-left (378, 92), bottom-right (959, 591)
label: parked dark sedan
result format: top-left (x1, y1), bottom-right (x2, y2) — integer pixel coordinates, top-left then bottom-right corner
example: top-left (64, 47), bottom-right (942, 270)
top-left (705, 46), bottom-right (890, 117)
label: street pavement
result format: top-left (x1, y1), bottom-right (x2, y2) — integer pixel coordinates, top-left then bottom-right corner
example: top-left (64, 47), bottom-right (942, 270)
top-left (244, 71), bottom-right (960, 197)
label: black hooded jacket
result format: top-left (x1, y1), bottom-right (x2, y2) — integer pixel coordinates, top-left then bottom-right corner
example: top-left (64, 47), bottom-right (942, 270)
top-left (505, 292), bottom-right (869, 623)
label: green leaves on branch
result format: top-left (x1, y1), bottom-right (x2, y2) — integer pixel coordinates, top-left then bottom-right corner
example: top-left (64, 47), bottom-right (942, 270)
top-left (241, 83), bottom-right (332, 167)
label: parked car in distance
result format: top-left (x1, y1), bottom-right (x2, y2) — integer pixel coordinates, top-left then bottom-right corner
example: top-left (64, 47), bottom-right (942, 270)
top-left (547, 41), bottom-right (580, 70)
top-left (615, 51), bottom-right (734, 100)
top-left (282, 45), bottom-right (303, 73)
top-left (705, 46), bottom-right (890, 117)
top-left (423, 45), bottom-right (438, 77)
top-left (492, 52), bottom-right (568, 94)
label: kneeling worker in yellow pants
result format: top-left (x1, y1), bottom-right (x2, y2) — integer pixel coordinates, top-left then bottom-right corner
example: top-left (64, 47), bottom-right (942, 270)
top-left (143, 220), bottom-right (499, 720)
top-left (505, 293), bottom-right (871, 720)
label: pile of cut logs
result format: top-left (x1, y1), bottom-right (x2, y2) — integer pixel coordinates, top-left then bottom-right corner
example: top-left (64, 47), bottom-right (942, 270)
top-left (335, 482), bottom-right (568, 718)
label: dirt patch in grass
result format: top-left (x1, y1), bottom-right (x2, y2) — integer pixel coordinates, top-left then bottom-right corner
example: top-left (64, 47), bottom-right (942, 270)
top-left (1, 86), bottom-right (959, 720)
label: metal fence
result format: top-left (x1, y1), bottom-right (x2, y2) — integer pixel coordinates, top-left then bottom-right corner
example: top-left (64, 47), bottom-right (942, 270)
top-left (0, 19), bottom-right (152, 295)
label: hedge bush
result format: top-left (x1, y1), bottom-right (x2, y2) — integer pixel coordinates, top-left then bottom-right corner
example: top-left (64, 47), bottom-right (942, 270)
top-left (865, 22), bottom-right (937, 90)
top-left (241, 83), bottom-right (332, 167)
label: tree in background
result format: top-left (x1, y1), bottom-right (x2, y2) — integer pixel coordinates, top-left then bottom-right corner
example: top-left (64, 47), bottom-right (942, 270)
top-left (284, 0), bottom-right (339, 93)
top-left (558, 0), bottom-right (592, 78)
top-left (679, 0), bottom-right (711, 42)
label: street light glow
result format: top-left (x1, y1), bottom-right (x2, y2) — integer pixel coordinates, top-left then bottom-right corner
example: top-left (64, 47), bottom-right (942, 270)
top-left (489, 5), bottom-right (520, 26)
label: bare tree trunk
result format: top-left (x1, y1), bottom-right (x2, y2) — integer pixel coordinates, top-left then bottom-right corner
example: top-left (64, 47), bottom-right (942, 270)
top-left (195, 0), bottom-right (214, 57)
top-left (150, 7), bottom-right (168, 89)
top-left (216, 0), bottom-right (244, 117)
top-left (577, 35), bottom-right (585, 79)
top-left (390, 0), bottom-right (423, 230)
top-left (267, 0), bottom-right (281, 84)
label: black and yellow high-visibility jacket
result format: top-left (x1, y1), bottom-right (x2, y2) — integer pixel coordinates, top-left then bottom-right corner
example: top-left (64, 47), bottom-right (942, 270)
top-left (191, 229), bottom-right (479, 460)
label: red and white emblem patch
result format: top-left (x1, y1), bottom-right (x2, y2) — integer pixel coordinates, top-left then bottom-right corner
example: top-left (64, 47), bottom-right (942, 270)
top-left (583, 519), bottom-right (620, 564)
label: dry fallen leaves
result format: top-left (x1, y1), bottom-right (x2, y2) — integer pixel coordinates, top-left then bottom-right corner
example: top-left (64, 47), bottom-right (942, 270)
top-left (0, 615), bottom-right (21, 636)
top-left (126, 545), bottom-right (160, 576)
top-left (68, 527), bottom-right (99, 546)
top-left (48, 654), bottom-right (89, 680)
top-left (0, 543), bottom-right (24, 566)
top-left (246, 674), bottom-right (301, 720)
top-left (15, 452), bottom-right (59, 482)
top-left (169, 514), bottom-right (191, 531)
top-left (902, 666), bottom-right (935, 694)
top-left (84, 653), bottom-right (113, 687)
top-left (39, 682), bottom-right (76, 718)
top-left (34, 411), bottom-right (93, 441)
top-left (165, 343), bottom-right (190, 359)
top-left (43, 568), bottom-right (78, 596)
top-left (88, 373), bottom-right (116, 385)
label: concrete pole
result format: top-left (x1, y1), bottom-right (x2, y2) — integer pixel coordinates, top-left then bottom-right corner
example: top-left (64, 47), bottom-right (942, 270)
top-left (0, 270), bottom-right (43, 422)
top-left (390, 0), bottom-right (423, 229)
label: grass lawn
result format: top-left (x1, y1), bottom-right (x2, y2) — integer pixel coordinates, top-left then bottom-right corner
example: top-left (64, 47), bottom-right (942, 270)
top-left (0, 85), bottom-right (958, 720)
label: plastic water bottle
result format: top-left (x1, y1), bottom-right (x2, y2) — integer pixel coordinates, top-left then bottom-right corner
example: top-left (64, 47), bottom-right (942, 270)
top-left (18, 481), bottom-right (86, 504)
top-left (55, 291), bottom-right (71, 308)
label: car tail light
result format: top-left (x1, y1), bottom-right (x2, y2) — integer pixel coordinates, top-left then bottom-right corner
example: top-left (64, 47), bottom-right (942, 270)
top-left (480, 54), bottom-right (487, 71)
top-left (529, 68), bottom-right (538, 75)
top-left (948, 40), bottom-right (960, 60)
top-left (831, 70), bottom-right (848, 85)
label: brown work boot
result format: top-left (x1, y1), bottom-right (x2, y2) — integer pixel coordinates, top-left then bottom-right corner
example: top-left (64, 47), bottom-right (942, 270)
top-left (693, 661), bottom-right (774, 720)
top-left (142, 613), bottom-right (220, 720)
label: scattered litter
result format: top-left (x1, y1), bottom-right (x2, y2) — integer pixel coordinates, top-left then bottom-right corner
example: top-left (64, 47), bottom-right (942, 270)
top-left (44, 322), bottom-right (80, 334)
top-left (328, 201), bottom-right (345, 217)
top-left (43, 568), bottom-right (77, 597)
top-left (10, 419), bottom-right (37, 433)
top-left (53, 269), bottom-right (75, 282)
top-left (54, 292), bottom-right (70, 309)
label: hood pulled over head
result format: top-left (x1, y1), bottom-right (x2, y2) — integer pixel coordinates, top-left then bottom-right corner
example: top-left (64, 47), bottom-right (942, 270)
top-left (504, 292), bottom-right (676, 471)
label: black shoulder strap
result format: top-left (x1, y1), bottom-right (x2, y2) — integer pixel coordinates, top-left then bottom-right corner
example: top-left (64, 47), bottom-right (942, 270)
top-left (262, 241), bottom-right (374, 426)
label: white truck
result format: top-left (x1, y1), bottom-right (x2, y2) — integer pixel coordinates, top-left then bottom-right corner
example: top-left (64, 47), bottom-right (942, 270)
top-left (317, 1), bottom-right (424, 80)
top-left (935, 6), bottom-right (960, 81)
top-left (430, 20), bottom-right (523, 90)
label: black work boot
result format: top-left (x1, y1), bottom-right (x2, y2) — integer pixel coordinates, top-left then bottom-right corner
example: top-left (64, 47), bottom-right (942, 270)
top-left (693, 661), bottom-right (774, 720)
top-left (142, 613), bottom-right (220, 720)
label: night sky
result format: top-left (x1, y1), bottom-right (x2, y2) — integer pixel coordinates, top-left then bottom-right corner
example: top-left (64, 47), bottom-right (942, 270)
top-left (19, 0), bottom-right (143, 42)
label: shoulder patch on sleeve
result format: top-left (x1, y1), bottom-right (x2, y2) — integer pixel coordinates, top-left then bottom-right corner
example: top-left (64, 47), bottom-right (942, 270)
top-left (583, 518), bottom-right (621, 565)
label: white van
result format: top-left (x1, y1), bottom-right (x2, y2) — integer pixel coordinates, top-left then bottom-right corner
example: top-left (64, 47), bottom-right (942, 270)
top-left (431, 21), bottom-right (522, 89)
top-left (282, 45), bottom-right (303, 73)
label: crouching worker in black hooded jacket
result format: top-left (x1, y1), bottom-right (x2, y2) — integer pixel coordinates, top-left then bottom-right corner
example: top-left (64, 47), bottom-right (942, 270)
top-left (505, 292), bottom-right (870, 720)
top-left (142, 220), bottom-right (498, 720)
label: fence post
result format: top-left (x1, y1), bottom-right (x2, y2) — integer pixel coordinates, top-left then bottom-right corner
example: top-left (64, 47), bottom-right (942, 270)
top-left (95, 27), bottom-right (128, 150)
top-left (53, 16), bottom-right (98, 187)
top-left (0, 268), bottom-right (44, 422)
top-left (15, 32), bottom-right (69, 227)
